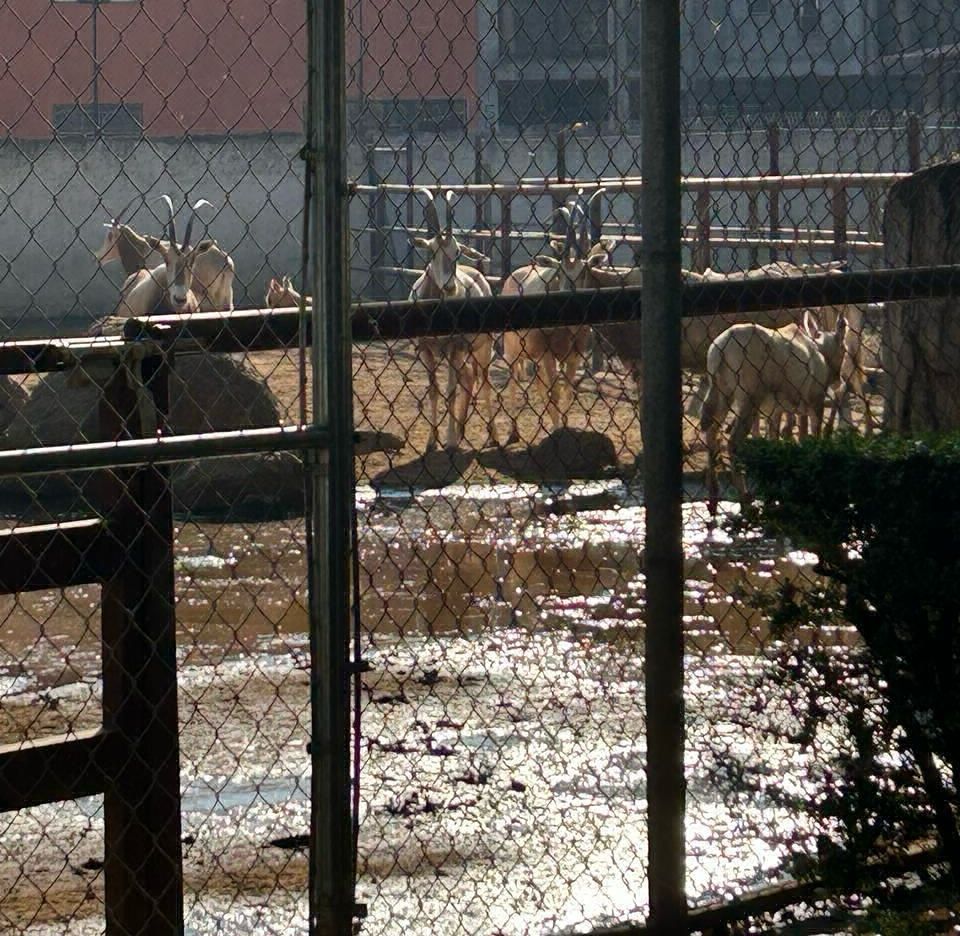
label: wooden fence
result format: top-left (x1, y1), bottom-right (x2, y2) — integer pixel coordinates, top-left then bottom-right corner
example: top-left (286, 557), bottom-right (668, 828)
top-left (356, 169), bottom-right (912, 298)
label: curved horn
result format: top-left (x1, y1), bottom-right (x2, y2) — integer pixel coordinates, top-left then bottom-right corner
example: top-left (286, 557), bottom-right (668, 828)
top-left (417, 186), bottom-right (441, 236)
top-left (183, 198), bottom-right (214, 250)
top-left (110, 192), bottom-right (143, 225)
top-left (155, 194), bottom-right (176, 246)
top-left (443, 190), bottom-right (455, 235)
top-left (553, 205), bottom-right (577, 255)
top-left (579, 186), bottom-right (606, 253)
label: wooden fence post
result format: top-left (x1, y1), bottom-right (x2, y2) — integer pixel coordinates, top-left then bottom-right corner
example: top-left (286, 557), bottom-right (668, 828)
top-left (767, 122), bottom-right (781, 262)
top-left (693, 189), bottom-right (711, 271)
top-left (98, 351), bottom-right (182, 936)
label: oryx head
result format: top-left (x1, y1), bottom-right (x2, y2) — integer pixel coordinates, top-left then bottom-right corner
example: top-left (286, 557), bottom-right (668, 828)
top-left (94, 193), bottom-right (151, 266)
top-left (155, 195), bottom-right (213, 312)
top-left (265, 275), bottom-right (303, 308)
top-left (802, 308), bottom-right (848, 381)
top-left (546, 188), bottom-right (614, 286)
top-left (410, 187), bottom-right (487, 295)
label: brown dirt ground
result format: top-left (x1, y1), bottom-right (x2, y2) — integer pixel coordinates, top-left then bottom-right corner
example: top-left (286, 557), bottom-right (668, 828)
top-left (246, 341), bottom-right (707, 482)
top-left (245, 332), bottom-right (881, 485)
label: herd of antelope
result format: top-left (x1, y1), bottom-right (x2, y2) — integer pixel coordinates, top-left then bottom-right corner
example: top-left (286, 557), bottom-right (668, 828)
top-left (94, 188), bottom-right (876, 503)
top-left (377, 187), bottom-right (872, 502)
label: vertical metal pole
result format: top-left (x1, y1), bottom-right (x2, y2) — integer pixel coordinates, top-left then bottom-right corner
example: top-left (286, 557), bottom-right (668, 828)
top-left (641, 0), bottom-right (687, 931)
top-left (308, 0), bottom-right (355, 932)
top-left (406, 135), bottom-right (416, 270)
top-left (500, 195), bottom-right (514, 278)
top-left (693, 188), bottom-right (711, 272)
top-left (767, 122), bottom-right (781, 262)
top-left (907, 112), bottom-right (921, 172)
top-left (92, 0), bottom-right (100, 135)
top-left (830, 182), bottom-right (848, 264)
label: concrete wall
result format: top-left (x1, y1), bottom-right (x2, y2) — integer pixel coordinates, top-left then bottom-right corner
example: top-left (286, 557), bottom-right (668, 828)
top-left (3, 119), bottom-right (958, 336)
top-left (0, 134), bottom-right (307, 334)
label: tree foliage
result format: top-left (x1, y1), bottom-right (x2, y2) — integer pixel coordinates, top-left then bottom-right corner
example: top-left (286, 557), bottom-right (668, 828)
top-left (734, 432), bottom-right (960, 886)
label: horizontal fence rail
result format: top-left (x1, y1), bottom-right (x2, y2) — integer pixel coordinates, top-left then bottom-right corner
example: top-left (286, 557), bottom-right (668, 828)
top-left (0, 425), bottom-right (333, 477)
top-left (120, 265), bottom-right (960, 346)
top-left (350, 171), bottom-right (910, 197)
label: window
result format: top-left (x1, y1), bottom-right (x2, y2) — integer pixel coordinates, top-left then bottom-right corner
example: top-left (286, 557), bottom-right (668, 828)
top-left (498, 78), bottom-right (609, 127)
top-left (52, 103), bottom-right (143, 136)
top-left (798, 0), bottom-right (820, 33)
top-left (500, 0), bottom-right (608, 60)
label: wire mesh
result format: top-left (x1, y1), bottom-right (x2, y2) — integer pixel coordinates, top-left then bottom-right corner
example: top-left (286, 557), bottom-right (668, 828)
top-left (0, 2), bottom-right (315, 934)
top-left (2, 0), bottom-right (960, 933)
top-left (346, 0), bottom-right (960, 933)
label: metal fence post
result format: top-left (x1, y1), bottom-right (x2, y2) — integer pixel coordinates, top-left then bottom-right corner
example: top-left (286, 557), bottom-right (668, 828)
top-left (831, 182), bottom-right (848, 263)
top-left (500, 194), bottom-right (514, 279)
top-left (405, 134), bottom-right (416, 270)
top-left (641, 0), bottom-right (687, 932)
top-left (308, 0), bottom-right (356, 932)
top-left (474, 134), bottom-right (491, 262)
top-left (907, 112), bottom-right (922, 172)
top-left (98, 353), bottom-right (182, 936)
top-left (366, 147), bottom-right (387, 297)
top-left (693, 188), bottom-right (711, 272)
top-left (767, 122), bottom-right (781, 262)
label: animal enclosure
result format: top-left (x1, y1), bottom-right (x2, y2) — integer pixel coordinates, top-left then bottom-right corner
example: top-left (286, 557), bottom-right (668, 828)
top-left (0, 0), bottom-right (959, 934)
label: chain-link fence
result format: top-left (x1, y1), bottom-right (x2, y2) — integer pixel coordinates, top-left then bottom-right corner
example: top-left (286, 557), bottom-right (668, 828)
top-left (0, 3), bottom-right (322, 934)
top-left (2, 0), bottom-right (960, 933)
top-left (347, 0), bottom-right (960, 933)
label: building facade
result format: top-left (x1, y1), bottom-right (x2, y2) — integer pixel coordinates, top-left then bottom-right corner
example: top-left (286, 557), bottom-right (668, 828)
top-left (0, 0), bottom-right (955, 140)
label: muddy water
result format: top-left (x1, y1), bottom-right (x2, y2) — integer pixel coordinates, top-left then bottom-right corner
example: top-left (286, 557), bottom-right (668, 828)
top-left (0, 480), bottom-right (855, 935)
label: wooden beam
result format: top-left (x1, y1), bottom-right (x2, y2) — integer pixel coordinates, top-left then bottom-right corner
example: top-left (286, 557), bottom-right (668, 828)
top-left (0, 729), bottom-right (119, 811)
top-left (0, 518), bottom-right (118, 594)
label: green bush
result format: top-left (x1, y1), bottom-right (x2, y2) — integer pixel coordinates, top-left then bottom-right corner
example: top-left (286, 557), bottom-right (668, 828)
top-left (734, 432), bottom-right (960, 887)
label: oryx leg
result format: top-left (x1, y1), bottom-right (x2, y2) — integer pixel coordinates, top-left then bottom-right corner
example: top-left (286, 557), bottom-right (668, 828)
top-left (538, 352), bottom-right (562, 431)
top-left (475, 335), bottom-right (499, 449)
top-left (700, 378), bottom-right (725, 516)
top-left (422, 343), bottom-right (442, 453)
top-left (503, 331), bottom-right (524, 445)
top-left (727, 396), bottom-right (756, 500)
top-left (560, 347), bottom-right (582, 425)
top-left (445, 350), bottom-right (473, 450)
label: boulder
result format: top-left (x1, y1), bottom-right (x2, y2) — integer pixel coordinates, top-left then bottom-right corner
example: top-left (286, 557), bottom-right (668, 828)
top-left (882, 159), bottom-right (960, 431)
top-left (0, 345), bottom-right (305, 520)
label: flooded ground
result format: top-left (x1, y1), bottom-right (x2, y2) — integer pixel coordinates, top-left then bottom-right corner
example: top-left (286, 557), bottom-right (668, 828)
top-left (0, 473), bottom-right (856, 935)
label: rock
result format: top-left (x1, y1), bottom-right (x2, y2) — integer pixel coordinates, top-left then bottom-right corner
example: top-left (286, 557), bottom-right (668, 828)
top-left (882, 159), bottom-right (960, 431)
top-left (0, 336), bottom-right (304, 518)
top-left (527, 427), bottom-right (619, 479)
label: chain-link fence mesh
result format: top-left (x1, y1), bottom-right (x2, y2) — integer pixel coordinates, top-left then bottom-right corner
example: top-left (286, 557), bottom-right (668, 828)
top-left (1, 0), bottom-right (959, 933)
top-left (0, 3), bottom-right (315, 933)
top-left (347, 0), bottom-right (960, 933)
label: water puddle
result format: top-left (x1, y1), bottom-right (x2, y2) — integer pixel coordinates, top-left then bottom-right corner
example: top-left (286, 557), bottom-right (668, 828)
top-left (0, 479), bottom-right (855, 935)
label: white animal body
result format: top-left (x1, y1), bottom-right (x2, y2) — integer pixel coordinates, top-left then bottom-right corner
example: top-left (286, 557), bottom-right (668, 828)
top-left (499, 190), bottom-right (611, 444)
top-left (408, 188), bottom-right (499, 452)
top-left (700, 311), bottom-right (847, 512)
top-left (97, 210), bottom-right (235, 312)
